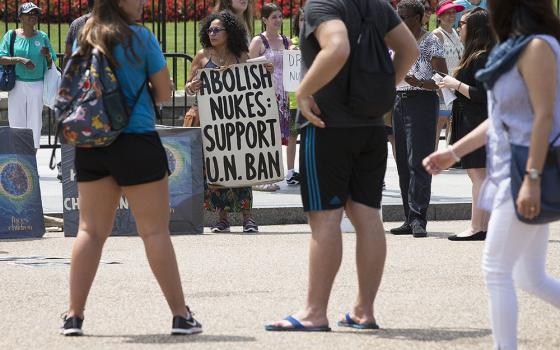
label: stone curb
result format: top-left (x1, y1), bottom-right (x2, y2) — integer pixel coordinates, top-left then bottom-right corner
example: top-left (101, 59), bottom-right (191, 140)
top-left (44, 202), bottom-right (472, 227)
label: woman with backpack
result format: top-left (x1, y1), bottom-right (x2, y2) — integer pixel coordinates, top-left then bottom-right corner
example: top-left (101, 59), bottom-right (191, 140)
top-left (0, 2), bottom-right (57, 149)
top-left (59, 0), bottom-right (201, 337)
top-left (424, 0), bottom-right (560, 347)
top-left (249, 3), bottom-right (298, 190)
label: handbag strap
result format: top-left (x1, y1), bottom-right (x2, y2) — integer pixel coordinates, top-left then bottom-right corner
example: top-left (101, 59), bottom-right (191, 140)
top-left (9, 30), bottom-right (16, 57)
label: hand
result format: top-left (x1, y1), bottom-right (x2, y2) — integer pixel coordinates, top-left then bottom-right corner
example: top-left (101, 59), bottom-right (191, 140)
top-left (186, 78), bottom-right (202, 94)
top-left (19, 58), bottom-right (35, 70)
top-left (422, 148), bottom-right (457, 175)
top-left (516, 177), bottom-right (541, 220)
top-left (264, 62), bottom-right (274, 73)
top-left (438, 75), bottom-right (460, 90)
top-left (40, 46), bottom-right (51, 58)
top-left (297, 94), bottom-right (324, 128)
top-left (404, 75), bottom-right (422, 87)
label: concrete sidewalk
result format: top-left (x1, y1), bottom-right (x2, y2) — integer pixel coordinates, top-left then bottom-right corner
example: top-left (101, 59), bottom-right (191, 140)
top-left (37, 137), bottom-right (472, 225)
top-left (1, 220), bottom-right (559, 349)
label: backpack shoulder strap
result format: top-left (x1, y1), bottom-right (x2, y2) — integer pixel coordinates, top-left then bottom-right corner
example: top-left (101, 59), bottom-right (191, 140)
top-left (259, 33), bottom-right (270, 49)
top-left (9, 30), bottom-right (16, 57)
top-left (281, 35), bottom-right (289, 49)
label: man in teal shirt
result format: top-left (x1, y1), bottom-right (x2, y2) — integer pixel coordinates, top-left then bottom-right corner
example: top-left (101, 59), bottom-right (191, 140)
top-left (453, 0), bottom-right (487, 27)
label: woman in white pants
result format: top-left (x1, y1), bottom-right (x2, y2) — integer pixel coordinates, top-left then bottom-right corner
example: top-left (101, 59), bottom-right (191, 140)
top-left (423, 0), bottom-right (560, 348)
top-left (0, 2), bottom-right (56, 149)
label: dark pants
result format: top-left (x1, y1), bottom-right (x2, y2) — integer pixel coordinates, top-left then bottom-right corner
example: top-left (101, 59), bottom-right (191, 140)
top-left (393, 90), bottom-right (438, 228)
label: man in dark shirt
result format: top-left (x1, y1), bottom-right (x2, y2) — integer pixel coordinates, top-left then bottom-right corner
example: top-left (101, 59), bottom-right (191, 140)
top-left (63, 0), bottom-right (94, 64)
top-left (265, 0), bottom-right (418, 331)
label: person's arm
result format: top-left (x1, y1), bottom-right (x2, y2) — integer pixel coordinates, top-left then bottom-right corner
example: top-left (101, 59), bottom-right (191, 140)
top-left (150, 66), bottom-right (172, 104)
top-left (248, 36), bottom-right (264, 59)
top-left (296, 19), bottom-right (350, 127)
top-left (438, 55), bottom-right (488, 101)
top-left (515, 38), bottom-right (557, 220)
top-left (423, 119), bottom-right (489, 174)
top-left (185, 50), bottom-right (205, 95)
top-left (384, 22), bottom-right (419, 84)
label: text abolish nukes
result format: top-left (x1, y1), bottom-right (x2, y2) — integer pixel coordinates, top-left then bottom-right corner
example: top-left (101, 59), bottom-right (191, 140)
top-left (197, 63), bottom-right (284, 187)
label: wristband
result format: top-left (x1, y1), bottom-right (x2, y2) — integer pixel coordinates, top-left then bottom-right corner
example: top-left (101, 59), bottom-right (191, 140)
top-left (457, 82), bottom-right (462, 91)
top-left (449, 147), bottom-right (461, 162)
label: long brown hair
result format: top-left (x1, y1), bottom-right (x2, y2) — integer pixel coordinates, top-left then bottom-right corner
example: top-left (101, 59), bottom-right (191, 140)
top-left (77, 0), bottom-right (137, 67)
top-left (454, 8), bottom-right (495, 76)
top-left (214, 0), bottom-right (254, 33)
top-left (488, 0), bottom-right (560, 42)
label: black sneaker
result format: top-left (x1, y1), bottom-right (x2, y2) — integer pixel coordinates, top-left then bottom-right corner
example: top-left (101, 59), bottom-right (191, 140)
top-left (412, 225), bottom-right (428, 238)
top-left (171, 307), bottom-right (203, 335)
top-left (210, 219), bottom-right (230, 233)
top-left (389, 223), bottom-right (412, 235)
top-left (243, 218), bottom-right (259, 233)
top-left (60, 315), bottom-right (83, 336)
top-left (56, 162), bottom-right (62, 182)
top-left (286, 172), bottom-right (301, 185)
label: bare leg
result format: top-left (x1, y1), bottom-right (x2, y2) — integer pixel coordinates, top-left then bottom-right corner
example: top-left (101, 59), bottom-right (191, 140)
top-left (287, 134), bottom-right (298, 171)
top-left (122, 176), bottom-right (188, 317)
top-left (469, 168), bottom-right (489, 232)
top-left (387, 134), bottom-right (397, 161)
top-left (435, 116), bottom-right (448, 151)
top-left (342, 200), bottom-right (386, 325)
top-left (68, 177), bottom-right (121, 318)
top-left (268, 208), bottom-right (344, 328)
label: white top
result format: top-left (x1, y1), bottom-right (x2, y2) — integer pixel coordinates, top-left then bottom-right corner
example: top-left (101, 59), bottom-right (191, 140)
top-left (433, 27), bottom-right (463, 74)
top-left (478, 35), bottom-right (560, 211)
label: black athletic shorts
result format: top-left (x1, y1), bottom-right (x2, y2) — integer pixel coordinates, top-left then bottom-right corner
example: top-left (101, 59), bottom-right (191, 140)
top-left (300, 125), bottom-right (387, 211)
top-left (75, 132), bottom-right (170, 186)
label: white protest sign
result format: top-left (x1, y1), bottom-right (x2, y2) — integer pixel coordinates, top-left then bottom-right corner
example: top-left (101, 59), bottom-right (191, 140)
top-left (283, 50), bottom-right (302, 92)
top-left (197, 62), bottom-right (284, 188)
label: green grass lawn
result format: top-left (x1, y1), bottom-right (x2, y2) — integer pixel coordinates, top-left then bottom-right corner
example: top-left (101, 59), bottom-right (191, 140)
top-left (1, 19), bottom-right (296, 89)
top-left (2, 16), bottom-right (438, 89)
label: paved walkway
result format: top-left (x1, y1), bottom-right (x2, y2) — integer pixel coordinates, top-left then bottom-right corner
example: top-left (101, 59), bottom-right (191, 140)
top-left (37, 137), bottom-right (472, 222)
top-left (1, 221), bottom-right (559, 349)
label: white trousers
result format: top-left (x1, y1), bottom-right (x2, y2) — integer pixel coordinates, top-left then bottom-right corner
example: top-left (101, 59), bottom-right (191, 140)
top-left (8, 80), bottom-right (44, 148)
top-left (483, 195), bottom-right (560, 350)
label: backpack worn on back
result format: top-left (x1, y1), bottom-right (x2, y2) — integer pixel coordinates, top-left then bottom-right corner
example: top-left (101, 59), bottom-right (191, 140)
top-left (347, 0), bottom-right (396, 118)
top-left (54, 48), bottom-right (145, 148)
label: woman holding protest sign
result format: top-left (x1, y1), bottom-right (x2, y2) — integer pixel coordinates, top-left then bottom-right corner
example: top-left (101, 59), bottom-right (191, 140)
top-left (186, 11), bottom-right (261, 233)
top-left (249, 3), bottom-right (299, 189)
top-left (0, 2), bottom-right (57, 149)
top-left (59, 0), bottom-right (201, 337)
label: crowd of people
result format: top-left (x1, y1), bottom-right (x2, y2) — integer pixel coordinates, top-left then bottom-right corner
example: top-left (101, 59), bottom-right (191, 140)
top-left (0, 0), bottom-right (559, 348)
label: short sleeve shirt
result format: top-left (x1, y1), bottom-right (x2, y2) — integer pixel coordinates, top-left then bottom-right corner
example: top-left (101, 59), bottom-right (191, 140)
top-left (397, 32), bottom-right (444, 91)
top-left (0, 30), bottom-right (57, 82)
top-left (111, 26), bottom-right (166, 133)
top-left (65, 14), bottom-right (91, 46)
top-left (299, 0), bottom-right (401, 128)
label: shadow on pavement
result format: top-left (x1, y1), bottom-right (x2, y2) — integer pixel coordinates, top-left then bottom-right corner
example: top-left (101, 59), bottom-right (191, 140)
top-left (336, 327), bottom-right (491, 342)
top-left (86, 334), bottom-right (256, 344)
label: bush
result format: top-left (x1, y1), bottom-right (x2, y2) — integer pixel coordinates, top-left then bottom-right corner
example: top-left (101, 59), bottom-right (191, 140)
top-left (0, 0), bottom-right (302, 22)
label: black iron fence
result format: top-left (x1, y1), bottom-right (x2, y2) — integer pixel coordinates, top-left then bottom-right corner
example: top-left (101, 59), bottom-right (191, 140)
top-left (1, 0), bottom-right (559, 148)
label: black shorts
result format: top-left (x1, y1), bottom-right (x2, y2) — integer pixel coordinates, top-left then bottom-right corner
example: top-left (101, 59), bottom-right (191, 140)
top-left (299, 125), bottom-right (387, 211)
top-left (75, 132), bottom-right (169, 186)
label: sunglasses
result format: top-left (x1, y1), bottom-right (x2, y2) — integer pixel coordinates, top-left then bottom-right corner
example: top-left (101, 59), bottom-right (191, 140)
top-left (22, 12), bottom-right (40, 17)
top-left (208, 27), bottom-right (226, 35)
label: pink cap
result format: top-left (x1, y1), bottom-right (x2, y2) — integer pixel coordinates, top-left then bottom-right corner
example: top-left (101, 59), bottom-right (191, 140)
top-left (436, 1), bottom-right (465, 16)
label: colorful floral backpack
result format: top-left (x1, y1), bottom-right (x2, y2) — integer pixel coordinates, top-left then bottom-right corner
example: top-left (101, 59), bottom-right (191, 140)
top-left (49, 48), bottom-right (147, 170)
top-left (54, 47), bottom-right (147, 147)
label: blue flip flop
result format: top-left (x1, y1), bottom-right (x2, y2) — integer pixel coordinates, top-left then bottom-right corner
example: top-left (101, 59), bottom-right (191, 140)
top-left (265, 315), bottom-right (331, 332)
top-left (337, 313), bottom-right (380, 330)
